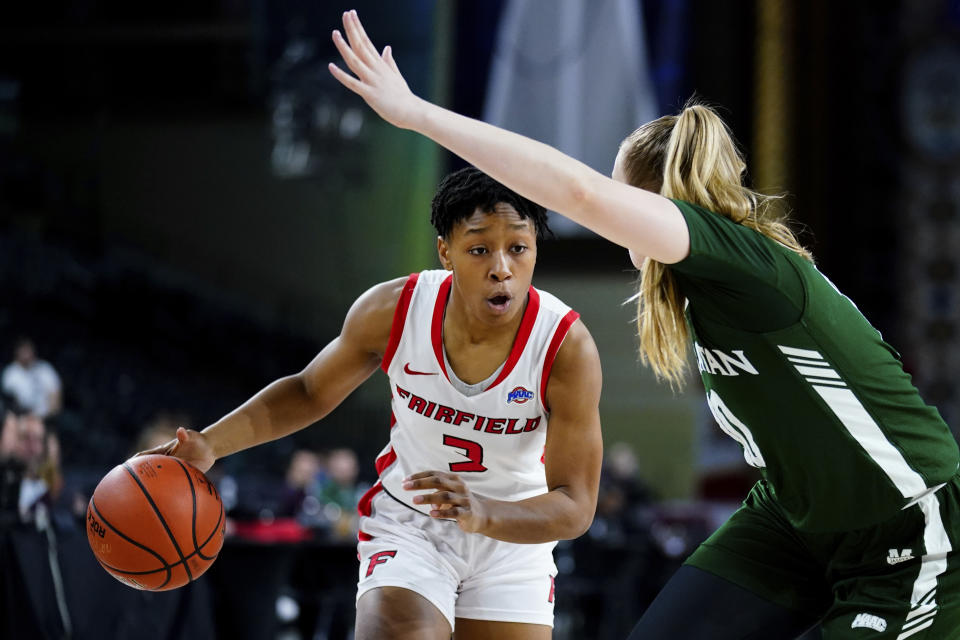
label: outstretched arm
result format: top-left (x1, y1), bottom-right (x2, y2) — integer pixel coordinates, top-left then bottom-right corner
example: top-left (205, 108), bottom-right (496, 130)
top-left (328, 10), bottom-right (690, 264)
top-left (140, 277), bottom-right (405, 472)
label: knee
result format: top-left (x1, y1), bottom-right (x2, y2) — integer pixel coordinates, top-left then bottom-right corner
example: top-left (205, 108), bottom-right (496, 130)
top-left (355, 587), bottom-right (451, 640)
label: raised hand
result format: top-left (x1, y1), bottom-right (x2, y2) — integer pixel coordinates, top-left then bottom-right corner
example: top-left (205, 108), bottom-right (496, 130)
top-left (327, 10), bottom-right (424, 130)
top-left (135, 426), bottom-right (216, 473)
top-left (403, 470), bottom-right (489, 534)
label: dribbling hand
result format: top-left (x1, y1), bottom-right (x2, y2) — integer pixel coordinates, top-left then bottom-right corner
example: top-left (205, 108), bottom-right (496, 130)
top-left (136, 427), bottom-right (216, 474)
top-left (403, 471), bottom-right (489, 534)
top-left (328, 10), bottom-right (423, 130)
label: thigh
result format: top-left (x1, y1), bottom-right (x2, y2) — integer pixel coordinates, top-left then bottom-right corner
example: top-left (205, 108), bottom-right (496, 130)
top-left (357, 494), bottom-right (463, 630)
top-left (453, 618), bottom-right (551, 640)
top-left (356, 586), bottom-right (451, 640)
top-left (686, 481), bottom-right (832, 617)
top-left (627, 565), bottom-right (820, 640)
top-left (820, 484), bottom-right (960, 639)
top-left (455, 538), bottom-right (556, 628)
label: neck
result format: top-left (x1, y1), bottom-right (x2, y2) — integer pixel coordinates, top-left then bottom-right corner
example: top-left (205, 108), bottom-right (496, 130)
top-left (442, 289), bottom-right (529, 385)
top-left (443, 290), bottom-right (528, 347)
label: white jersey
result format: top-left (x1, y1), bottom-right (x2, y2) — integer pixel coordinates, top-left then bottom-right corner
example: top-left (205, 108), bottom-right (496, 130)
top-left (357, 270), bottom-right (580, 524)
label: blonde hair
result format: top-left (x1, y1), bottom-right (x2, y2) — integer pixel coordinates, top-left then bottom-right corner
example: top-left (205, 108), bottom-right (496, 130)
top-left (619, 103), bottom-right (811, 389)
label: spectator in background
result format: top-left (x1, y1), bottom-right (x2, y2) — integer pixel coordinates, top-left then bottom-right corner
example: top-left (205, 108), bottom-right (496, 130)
top-left (2, 337), bottom-right (62, 419)
top-left (0, 408), bottom-right (53, 523)
top-left (279, 448), bottom-right (323, 520)
top-left (591, 443), bottom-right (653, 543)
top-left (0, 400), bottom-right (21, 526)
top-left (605, 442), bottom-right (650, 507)
top-left (316, 448), bottom-right (361, 511)
top-left (315, 448), bottom-right (365, 539)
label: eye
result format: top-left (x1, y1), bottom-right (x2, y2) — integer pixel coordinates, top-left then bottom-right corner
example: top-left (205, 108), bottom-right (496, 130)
top-left (511, 244), bottom-right (528, 254)
top-left (468, 247), bottom-right (487, 256)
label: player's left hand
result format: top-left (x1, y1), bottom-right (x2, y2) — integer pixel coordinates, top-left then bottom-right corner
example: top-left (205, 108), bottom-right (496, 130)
top-left (403, 471), bottom-right (488, 533)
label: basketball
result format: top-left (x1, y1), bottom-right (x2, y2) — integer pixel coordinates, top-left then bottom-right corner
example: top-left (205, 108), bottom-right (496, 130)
top-left (85, 454), bottom-right (225, 591)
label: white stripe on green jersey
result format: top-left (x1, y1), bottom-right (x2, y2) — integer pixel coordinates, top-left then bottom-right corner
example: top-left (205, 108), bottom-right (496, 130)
top-left (669, 200), bottom-right (959, 532)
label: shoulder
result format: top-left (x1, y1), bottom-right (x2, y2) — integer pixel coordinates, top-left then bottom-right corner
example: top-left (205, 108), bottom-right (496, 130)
top-left (672, 199), bottom-right (752, 241)
top-left (348, 276), bottom-right (410, 318)
top-left (341, 275), bottom-right (412, 354)
top-left (37, 360), bottom-right (58, 375)
top-left (547, 318), bottom-right (601, 396)
top-left (670, 199), bottom-right (783, 274)
top-left (554, 319), bottom-right (599, 367)
top-left (33, 362), bottom-right (60, 386)
top-left (529, 287), bottom-right (595, 365)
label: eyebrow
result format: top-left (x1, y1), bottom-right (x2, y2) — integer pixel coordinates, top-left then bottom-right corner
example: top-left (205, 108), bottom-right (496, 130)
top-left (463, 222), bottom-right (532, 235)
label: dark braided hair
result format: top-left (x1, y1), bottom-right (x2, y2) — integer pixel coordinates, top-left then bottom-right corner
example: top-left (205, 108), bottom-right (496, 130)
top-left (430, 167), bottom-right (551, 240)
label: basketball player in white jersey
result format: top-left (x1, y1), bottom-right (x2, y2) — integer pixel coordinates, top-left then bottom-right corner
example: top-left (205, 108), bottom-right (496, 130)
top-left (143, 167), bottom-right (604, 639)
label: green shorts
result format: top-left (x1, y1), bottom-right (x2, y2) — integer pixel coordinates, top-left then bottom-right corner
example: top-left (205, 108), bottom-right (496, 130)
top-left (686, 476), bottom-right (960, 639)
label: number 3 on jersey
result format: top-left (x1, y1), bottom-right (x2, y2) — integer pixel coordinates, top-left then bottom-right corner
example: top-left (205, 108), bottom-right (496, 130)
top-left (443, 435), bottom-right (488, 472)
top-left (706, 390), bottom-right (766, 468)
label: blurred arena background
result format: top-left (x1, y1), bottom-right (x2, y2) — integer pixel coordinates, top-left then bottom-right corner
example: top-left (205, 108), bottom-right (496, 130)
top-left (2, 1), bottom-right (959, 638)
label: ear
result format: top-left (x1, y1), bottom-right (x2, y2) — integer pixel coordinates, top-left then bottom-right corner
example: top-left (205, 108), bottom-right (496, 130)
top-left (437, 236), bottom-right (453, 271)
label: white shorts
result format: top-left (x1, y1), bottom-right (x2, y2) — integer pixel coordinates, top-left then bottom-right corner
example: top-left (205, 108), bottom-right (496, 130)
top-left (356, 490), bottom-right (558, 630)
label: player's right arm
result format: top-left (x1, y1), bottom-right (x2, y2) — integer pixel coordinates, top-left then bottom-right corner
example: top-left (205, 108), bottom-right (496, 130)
top-left (142, 277), bottom-right (406, 472)
top-left (328, 10), bottom-right (690, 264)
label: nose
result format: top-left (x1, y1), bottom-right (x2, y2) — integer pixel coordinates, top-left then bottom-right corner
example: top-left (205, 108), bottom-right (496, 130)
top-left (489, 251), bottom-right (512, 282)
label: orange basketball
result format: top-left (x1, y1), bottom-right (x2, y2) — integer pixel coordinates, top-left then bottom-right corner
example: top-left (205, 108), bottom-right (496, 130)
top-left (85, 454), bottom-right (225, 591)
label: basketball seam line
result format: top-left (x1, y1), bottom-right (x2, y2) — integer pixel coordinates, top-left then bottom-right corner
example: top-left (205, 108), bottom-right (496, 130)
top-left (94, 544), bottom-right (217, 576)
top-left (174, 458), bottom-right (201, 555)
top-left (122, 461), bottom-right (195, 582)
top-left (90, 498), bottom-right (173, 588)
top-left (91, 499), bottom-right (221, 571)
top-left (171, 457), bottom-right (222, 561)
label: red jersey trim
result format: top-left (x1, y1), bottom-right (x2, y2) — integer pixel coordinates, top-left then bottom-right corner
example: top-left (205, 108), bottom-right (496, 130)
top-left (431, 274), bottom-right (454, 381)
top-left (374, 447), bottom-right (397, 476)
top-left (485, 287), bottom-right (541, 391)
top-left (357, 481), bottom-right (384, 522)
top-left (539, 310), bottom-right (580, 412)
top-left (430, 278), bottom-right (541, 391)
top-left (381, 273), bottom-right (420, 374)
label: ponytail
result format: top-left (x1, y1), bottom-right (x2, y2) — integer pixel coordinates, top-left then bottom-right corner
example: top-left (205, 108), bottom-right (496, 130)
top-left (622, 103), bottom-right (811, 388)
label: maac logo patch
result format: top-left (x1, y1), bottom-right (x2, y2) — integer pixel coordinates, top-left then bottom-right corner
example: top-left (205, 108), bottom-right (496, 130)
top-left (887, 548), bottom-right (914, 565)
top-left (851, 613), bottom-right (887, 632)
top-left (507, 386), bottom-right (534, 404)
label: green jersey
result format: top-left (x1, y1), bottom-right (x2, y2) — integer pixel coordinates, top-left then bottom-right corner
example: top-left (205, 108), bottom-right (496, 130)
top-left (669, 200), bottom-right (960, 532)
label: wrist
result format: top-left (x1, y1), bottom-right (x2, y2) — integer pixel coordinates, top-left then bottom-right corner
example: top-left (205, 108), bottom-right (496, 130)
top-left (406, 96), bottom-right (435, 133)
top-left (198, 425), bottom-right (227, 460)
top-left (471, 496), bottom-right (495, 535)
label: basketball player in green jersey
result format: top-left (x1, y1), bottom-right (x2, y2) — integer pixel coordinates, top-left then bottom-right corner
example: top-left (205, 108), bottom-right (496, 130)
top-left (329, 10), bottom-right (960, 638)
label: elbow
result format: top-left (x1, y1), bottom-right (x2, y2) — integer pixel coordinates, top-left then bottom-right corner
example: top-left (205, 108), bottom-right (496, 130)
top-left (569, 510), bottom-right (595, 540)
top-left (293, 372), bottom-right (328, 418)
top-left (566, 176), bottom-right (593, 215)
top-left (559, 498), bottom-right (596, 540)
top-left (563, 173), bottom-right (610, 229)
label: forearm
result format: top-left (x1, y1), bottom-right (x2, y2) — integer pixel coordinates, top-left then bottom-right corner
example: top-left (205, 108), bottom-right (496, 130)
top-left (410, 100), bottom-right (605, 231)
top-left (201, 375), bottom-right (324, 460)
top-left (476, 487), bottom-right (593, 544)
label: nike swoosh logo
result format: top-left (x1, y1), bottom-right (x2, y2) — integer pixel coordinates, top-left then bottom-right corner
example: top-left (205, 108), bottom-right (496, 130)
top-left (404, 363), bottom-right (438, 376)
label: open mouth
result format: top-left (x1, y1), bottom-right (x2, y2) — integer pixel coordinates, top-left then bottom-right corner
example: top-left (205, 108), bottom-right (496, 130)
top-left (487, 294), bottom-right (512, 313)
